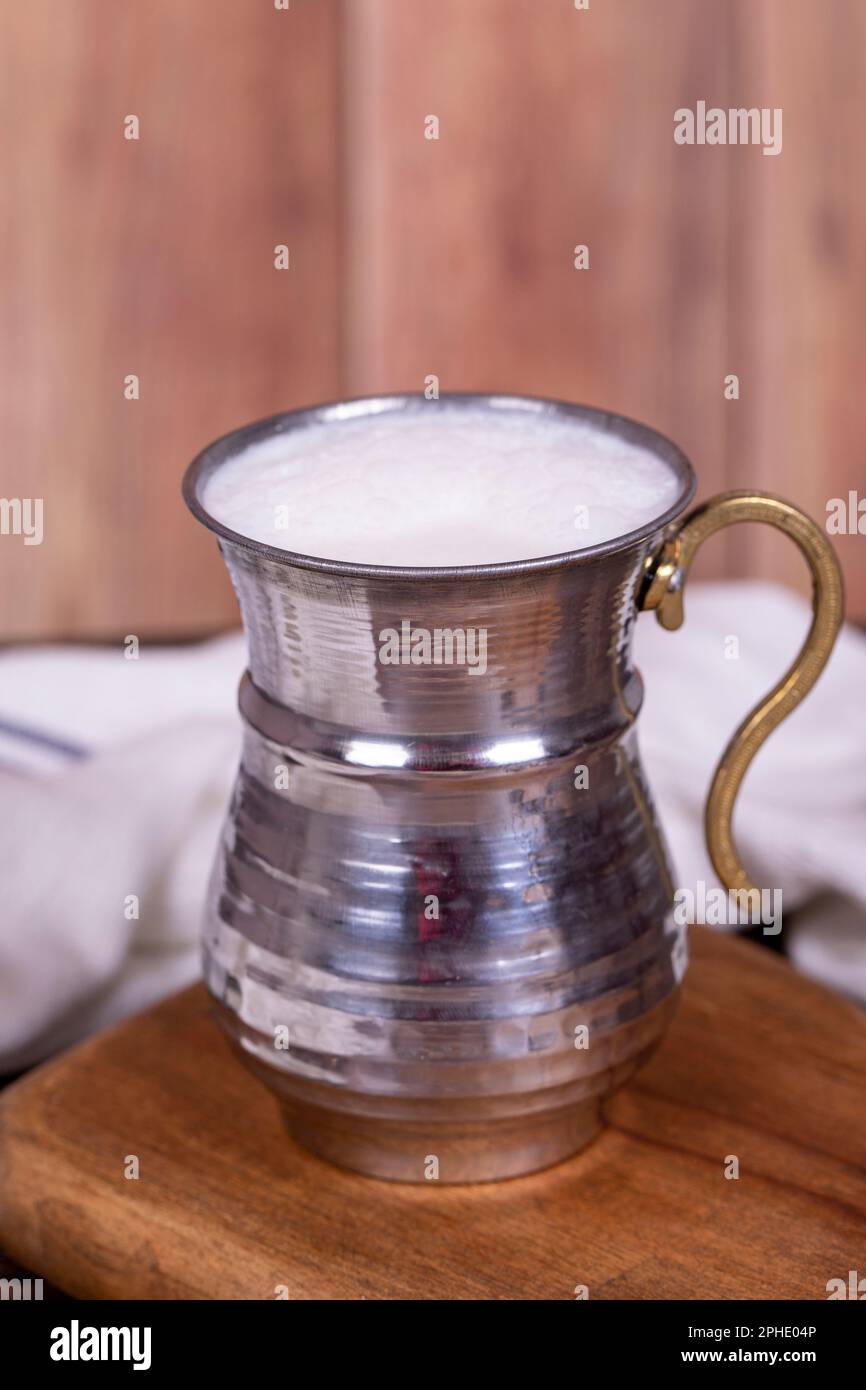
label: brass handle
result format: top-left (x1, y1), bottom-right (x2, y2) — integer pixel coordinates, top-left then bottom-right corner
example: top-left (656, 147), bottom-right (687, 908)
top-left (640, 490), bottom-right (844, 895)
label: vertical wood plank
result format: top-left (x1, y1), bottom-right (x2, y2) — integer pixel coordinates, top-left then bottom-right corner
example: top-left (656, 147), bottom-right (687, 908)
top-left (728, 0), bottom-right (866, 618)
top-left (343, 0), bottom-right (736, 580)
top-left (343, 0), bottom-right (866, 611)
top-left (0, 0), bottom-right (341, 639)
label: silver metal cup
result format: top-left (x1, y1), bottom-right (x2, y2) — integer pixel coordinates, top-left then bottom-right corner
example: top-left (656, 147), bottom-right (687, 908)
top-left (183, 393), bottom-right (840, 1182)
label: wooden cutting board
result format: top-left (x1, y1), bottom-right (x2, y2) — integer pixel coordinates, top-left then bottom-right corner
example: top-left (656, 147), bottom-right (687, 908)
top-left (1, 927), bottom-right (864, 1300)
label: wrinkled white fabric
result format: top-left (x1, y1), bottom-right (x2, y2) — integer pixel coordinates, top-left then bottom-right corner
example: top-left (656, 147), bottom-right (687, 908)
top-left (0, 638), bottom-right (243, 1071)
top-left (0, 583), bottom-right (863, 1071)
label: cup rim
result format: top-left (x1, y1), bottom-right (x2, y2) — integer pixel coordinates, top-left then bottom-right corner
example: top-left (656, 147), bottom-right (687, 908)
top-left (182, 392), bottom-right (697, 579)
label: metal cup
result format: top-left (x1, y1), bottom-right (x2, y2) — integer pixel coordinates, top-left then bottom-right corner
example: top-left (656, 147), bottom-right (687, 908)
top-left (183, 393), bottom-right (842, 1182)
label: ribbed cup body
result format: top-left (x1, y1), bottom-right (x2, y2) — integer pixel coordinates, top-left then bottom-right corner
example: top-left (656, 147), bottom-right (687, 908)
top-left (203, 535), bottom-right (688, 1181)
top-left (186, 394), bottom-right (694, 1181)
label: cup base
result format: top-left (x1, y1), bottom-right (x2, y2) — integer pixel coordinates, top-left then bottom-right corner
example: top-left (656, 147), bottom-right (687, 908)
top-left (213, 993), bottom-right (680, 1185)
top-left (279, 1096), bottom-right (603, 1183)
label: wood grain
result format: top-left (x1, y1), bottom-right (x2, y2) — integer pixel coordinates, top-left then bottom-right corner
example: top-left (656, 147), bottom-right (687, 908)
top-left (344, 0), bottom-right (738, 571)
top-left (343, 0), bottom-right (866, 609)
top-left (727, 0), bottom-right (866, 617)
top-left (0, 0), bottom-right (341, 639)
top-left (1, 1), bottom-right (864, 636)
top-left (0, 927), bottom-right (864, 1300)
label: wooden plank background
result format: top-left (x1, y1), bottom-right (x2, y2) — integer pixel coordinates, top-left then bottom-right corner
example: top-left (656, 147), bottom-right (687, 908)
top-left (1, 0), bottom-right (863, 638)
top-left (0, 0), bottom-right (342, 639)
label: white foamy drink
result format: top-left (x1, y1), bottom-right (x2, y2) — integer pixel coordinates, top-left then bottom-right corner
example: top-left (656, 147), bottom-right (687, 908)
top-left (202, 405), bottom-right (681, 566)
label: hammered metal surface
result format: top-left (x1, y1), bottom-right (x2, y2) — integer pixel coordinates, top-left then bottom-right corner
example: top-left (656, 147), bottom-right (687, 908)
top-left (185, 394), bottom-right (694, 1181)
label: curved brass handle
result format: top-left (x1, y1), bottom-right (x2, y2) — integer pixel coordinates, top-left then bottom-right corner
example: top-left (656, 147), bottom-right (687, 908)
top-left (640, 490), bottom-right (844, 895)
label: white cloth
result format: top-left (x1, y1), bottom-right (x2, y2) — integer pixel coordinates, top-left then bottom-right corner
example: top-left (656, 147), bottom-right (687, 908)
top-left (0, 638), bottom-right (243, 1072)
top-left (0, 582), bottom-right (863, 1072)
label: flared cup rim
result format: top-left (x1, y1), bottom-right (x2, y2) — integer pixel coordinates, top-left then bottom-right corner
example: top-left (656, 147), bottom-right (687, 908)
top-left (182, 392), bottom-right (697, 579)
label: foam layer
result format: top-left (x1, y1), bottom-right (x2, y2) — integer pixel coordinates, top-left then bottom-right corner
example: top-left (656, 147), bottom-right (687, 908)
top-left (202, 404), bottom-right (682, 565)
